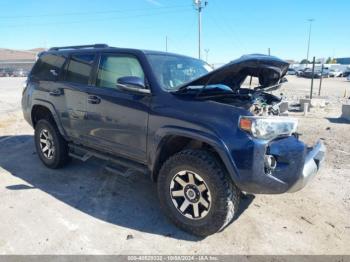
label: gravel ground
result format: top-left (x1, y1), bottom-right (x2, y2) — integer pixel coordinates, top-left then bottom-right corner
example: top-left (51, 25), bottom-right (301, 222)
top-left (0, 77), bottom-right (349, 254)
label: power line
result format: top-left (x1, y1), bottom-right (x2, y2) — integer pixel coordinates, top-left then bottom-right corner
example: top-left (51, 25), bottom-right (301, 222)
top-left (0, 5), bottom-right (192, 19)
top-left (1, 8), bottom-right (192, 28)
top-left (209, 0), bottom-right (246, 52)
top-left (207, 14), bottom-right (244, 53)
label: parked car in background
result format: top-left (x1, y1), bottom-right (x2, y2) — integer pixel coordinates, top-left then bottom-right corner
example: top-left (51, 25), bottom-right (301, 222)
top-left (0, 70), bottom-right (7, 77)
top-left (0, 68), bottom-right (12, 77)
top-left (287, 68), bottom-right (297, 75)
top-left (303, 68), bottom-right (329, 79)
top-left (0, 68), bottom-right (29, 77)
top-left (12, 69), bottom-right (28, 77)
top-left (342, 70), bottom-right (350, 77)
top-left (296, 68), bottom-right (309, 77)
top-left (329, 69), bottom-right (343, 77)
top-left (302, 69), bottom-right (313, 78)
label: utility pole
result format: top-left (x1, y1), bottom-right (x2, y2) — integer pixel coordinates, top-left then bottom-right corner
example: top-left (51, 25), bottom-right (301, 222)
top-left (318, 63), bottom-right (324, 96)
top-left (310, 56), bottom-right (316, 99)
top-left (204, 48), bottom-right (210, 62)
top-left (306, 19), bottom-right (314, 62)
top-left (194, 0), bottom-right (208, 59)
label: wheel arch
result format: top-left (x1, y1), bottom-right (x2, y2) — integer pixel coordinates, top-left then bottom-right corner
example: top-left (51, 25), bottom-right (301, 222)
top-left (31, 100), bottom-right (68, 139)
top-left (150, 127), bottom-right (240, 185)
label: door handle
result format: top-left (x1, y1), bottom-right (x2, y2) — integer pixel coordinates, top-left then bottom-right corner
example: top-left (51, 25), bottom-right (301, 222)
top-left (88, 95), bottom-right (101, 104)
top-left (49, 89), bottom-right (62, 96)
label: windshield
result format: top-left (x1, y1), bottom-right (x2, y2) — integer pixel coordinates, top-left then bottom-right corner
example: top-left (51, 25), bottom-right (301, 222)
top-left (147, 54), bottom-right (212, 91)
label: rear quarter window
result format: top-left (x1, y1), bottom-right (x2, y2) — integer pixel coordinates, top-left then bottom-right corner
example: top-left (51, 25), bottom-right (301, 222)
top-left (31, 53), bottom-right (66, 81)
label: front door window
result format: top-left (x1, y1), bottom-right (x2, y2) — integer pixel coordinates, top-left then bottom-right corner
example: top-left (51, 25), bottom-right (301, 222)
top-left (96, 55), bottom-right (145, 90)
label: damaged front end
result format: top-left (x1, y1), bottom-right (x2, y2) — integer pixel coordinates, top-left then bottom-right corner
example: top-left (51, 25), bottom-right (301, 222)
top-left (176, 54), bottom-right (326, 194)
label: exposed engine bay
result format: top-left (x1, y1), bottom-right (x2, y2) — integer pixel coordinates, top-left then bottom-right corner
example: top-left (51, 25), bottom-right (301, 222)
top-left (211, 89), bottom-right (287, 116)
top-left (175, 54), bottom-right (291, 116)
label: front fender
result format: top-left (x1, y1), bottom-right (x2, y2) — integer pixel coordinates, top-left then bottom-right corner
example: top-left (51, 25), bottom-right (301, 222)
top-left (149, 126), bottom-right (241, 185)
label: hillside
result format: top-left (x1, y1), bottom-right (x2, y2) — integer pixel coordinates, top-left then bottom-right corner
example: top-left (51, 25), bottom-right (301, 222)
top-left (0, 48), bottom-right (45, 61)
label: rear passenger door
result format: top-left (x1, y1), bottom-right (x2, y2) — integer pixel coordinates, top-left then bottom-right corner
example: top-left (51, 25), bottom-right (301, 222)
top-left (85, 53), bottom-right (151, 163)
top-left (60, 53), bottom-right (96, 141)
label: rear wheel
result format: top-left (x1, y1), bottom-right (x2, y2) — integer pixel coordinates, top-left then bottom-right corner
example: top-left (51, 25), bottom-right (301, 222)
top-left (158, 149), bottom-right (240, 237)
top-left (34, 119), bottom-right (69, 169)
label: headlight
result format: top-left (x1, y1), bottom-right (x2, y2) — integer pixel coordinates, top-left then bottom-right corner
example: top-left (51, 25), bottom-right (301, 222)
top-left (239, 116), bottom-right (298, 140)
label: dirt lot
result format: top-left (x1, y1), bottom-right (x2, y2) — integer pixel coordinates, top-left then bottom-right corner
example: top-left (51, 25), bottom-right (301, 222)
top-left (0, 77), bottom-right (349, 254)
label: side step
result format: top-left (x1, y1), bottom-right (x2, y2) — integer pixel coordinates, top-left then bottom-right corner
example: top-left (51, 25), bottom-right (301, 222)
top-left (68, 144), bottom-right (149, 176)
top-left (104, 164), bottom-right (135, 178)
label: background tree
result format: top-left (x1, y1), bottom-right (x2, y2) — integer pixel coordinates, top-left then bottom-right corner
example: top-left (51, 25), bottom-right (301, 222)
top-left (326, 57), bottom-right (337, 64)
top-left (300, 59), bottom-right (310, 64)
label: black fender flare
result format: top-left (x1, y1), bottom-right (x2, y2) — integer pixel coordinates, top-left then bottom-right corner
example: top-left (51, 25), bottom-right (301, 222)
top-left (31, 99), bottom-right (68, 140)
top-left (150, 126), bottom-right (241, 186)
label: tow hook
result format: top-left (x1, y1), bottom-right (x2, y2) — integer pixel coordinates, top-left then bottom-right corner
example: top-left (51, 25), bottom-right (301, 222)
top-left (264, 154), bottom-right (277, 174)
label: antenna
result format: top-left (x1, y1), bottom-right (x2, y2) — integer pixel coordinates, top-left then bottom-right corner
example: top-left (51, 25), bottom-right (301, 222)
top-left (204, 48), bottom-right (210, 62)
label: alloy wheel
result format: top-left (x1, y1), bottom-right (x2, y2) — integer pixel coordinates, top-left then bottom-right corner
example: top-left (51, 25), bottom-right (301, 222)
top-left (170, 170), bottom-right (211, 220)
top-left (39, 129), bottom-right (55, 159)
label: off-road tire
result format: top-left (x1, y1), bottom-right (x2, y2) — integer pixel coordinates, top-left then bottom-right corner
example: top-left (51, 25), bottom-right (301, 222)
top-left (157, 149), bottom-right (240, 237)
top-left (34, 119), bottom-right (69, 169)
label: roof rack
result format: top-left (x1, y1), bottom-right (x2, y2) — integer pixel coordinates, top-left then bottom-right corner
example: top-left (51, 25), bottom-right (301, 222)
top-left (49, 44), bottom-right (109, 51)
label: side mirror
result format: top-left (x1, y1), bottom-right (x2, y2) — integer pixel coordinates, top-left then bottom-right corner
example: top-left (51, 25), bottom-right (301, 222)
top-left (116, 76), bottom-right (150, 94)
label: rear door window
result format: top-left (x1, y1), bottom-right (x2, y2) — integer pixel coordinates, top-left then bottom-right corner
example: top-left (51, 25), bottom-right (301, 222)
top-left (65, 54), bottom-right (95, 85)
top-left (31, 53), bottom-right (66, 81)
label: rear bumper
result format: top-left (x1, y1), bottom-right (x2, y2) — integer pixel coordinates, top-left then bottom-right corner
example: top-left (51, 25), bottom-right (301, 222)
top-left (287, 140), bottom-right (326, 192)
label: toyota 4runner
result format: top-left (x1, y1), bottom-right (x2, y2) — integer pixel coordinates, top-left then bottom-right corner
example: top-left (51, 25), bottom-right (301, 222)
top-left (22, 44), bottom-right (326, 236)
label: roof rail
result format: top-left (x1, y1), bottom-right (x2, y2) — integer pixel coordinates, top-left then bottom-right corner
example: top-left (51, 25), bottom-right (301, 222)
top-left (49, 44), bottom-right (109, 51)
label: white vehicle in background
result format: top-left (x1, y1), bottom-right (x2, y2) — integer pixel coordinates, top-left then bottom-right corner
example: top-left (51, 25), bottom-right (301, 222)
top-left (329, 69), bottom-right (343, 77)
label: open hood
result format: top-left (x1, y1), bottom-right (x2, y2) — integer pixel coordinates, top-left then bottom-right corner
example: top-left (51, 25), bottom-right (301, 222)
top-left (178, 54), bottom-right (289, 92)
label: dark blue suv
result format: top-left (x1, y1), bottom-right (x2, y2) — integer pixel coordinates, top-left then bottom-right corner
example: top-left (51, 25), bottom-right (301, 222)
top-left (22, 44), bottom-right (325, 236)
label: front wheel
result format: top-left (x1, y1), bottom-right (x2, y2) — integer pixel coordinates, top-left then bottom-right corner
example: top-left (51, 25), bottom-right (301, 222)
top-left (158, 149), bottom-right (240, 237)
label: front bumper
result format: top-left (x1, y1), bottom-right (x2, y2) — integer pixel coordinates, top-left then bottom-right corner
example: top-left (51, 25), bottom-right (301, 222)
top-left (287, 140), bottom-right (326, 192)
top-left (226, 135), bottom-right (326, 194)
